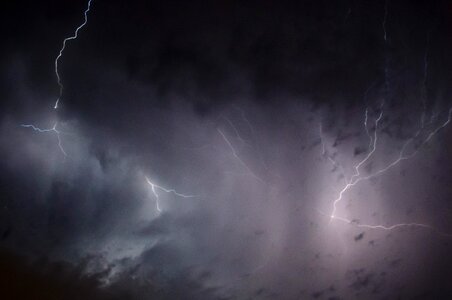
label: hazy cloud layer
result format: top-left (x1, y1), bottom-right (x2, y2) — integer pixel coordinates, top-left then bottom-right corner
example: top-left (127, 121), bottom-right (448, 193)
top-left (1, 0), bottom-right (452, 299)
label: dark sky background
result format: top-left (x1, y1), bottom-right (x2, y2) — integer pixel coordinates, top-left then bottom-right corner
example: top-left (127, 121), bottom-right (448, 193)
top-left (1, 0), bottom-right (452, 299)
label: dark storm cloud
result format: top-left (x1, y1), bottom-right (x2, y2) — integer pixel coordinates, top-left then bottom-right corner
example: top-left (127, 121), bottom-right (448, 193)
top-left (0, 247), bottom-right (224, 300)
top-left (0, 249), bottom-right (112, 299)
top-left (1, 0), bottom-right (452, 299)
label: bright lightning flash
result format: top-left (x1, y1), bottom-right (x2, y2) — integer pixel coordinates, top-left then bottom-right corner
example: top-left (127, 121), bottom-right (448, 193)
top-left (20, 123), bottom-right (67, 156)
top-left (323, 106), bottom-right (452, 237)
top-left (54, 0), bottom-right (93, 109)
top-left (21, 0), bottom-right (93, 156)
top-left (145, 176), bottom-right (195, 213)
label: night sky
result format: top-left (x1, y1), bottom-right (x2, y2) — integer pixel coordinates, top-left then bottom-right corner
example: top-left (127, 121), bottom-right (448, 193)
top-left (1, 0), bottom-right (452, 299)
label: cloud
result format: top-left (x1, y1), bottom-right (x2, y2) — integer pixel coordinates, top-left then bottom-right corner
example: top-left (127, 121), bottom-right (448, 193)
top-left (2, 1), bottom-right (452, 299)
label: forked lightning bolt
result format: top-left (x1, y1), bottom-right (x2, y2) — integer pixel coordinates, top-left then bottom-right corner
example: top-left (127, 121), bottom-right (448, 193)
top-left (232, 105), bottom-right (256, 135)
top-left (320, 1), bottom-right (452, 237)
top-left (22, 0), bottom-right (93, 155)
top-left (222, 116), bottom-right (251, 148)
top-left (324, 106), bottom-right (452, 237)
top-left (54, 0), bottom-right (93, 109)
top-left (328, 104), bottom-right (382, 222)
top-left (145, 176), bottom-right (195, 213)
top-left (20, 123), bottom-right (67, 156)
top-left (218, 128), bottom-right (265, 183)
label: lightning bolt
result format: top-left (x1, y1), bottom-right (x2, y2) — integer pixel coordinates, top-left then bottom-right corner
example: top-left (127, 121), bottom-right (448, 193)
top-left (21, 0), bottom-right (93, 157)
top-left (363, 107), bottom-right (373, 150)
top-left (20, 123), bottom-right (67, 156)
top-left (217, 128), bottom-right (265, 183)
top-left (145, 176), bottom-right (195, 213)
top-left (328, 104), bottom-right (383, 222)
top-left (322, 212), bottom-right (452, 237)
top-left (230, 105), bottom-right (270, 171)
top-left (321, 1), bottom-right (452, 236)
top-left (54, 0), bottom-right (93, 109)
top-left (232, 105), bottom-right (256, 136)
top-left (325, 106), bottom-right (452, 236)
top-left (222, 116), bottom-right (252, 148)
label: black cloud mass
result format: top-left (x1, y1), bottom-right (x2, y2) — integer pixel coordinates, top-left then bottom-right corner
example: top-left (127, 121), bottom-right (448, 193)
top-left (1, 0), bottom-right (452, 299)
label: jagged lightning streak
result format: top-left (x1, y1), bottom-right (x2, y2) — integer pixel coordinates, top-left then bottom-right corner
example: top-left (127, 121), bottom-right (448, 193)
top-left (21, 0), bottom-right (93, 155)
top-left (232, 105), bottom-right (256, 136)
top-left (326, 107), bottom-right (452, 236)
top-left (349, 104), bottom-right (384, 183)
top-left (231, 105), bottom-right (270, 171)
top-left (363, 81), bottom-right (379, 149)
top-left (363, 107), bottom-right (373, 151)
top-left (145, 176), bottom-right (195, 213)
top-left (329, 105), bottom-right (383, 221)
top-left (217, 128), bottom-right (265, 183)
top-left (54, 0), bottom-right (93, 109)
top-left (326, 214), bottom-right (452, 237)
top-left (323, 0), bottom-right (451, 235)
top-left (20, 123), bottom-right (67, 156)
top-left (222, 116), bottom-right (251, 147)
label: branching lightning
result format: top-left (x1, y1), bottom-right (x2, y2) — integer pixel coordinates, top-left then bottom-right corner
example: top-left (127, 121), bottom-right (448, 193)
top-left (20, 123), bottom-right (67, 156)
top-left (21, 0), bottom-right (93, 156)
top-left (222, 116), bottom-right (251, 148)
top-left (323, 106), bottom-right (452, 236)
top-left (232, 105), bottom-right (256, 136)
top-left (17, 0), bottom-right (451, 239)
top-left (327, 104), bottom-right (382, 221)
top-left (326, 214), bottom-right (452, 237)
top-left (320, 11), bottom-right (452, 236)
top-left (145, 176), bottom-right (195, 213)
top-left (218, 128), bottom-right (265, 183)
top-left (54, 0), bottom-right (93, 109)
top-left (318, 1), bottom-right (452, 237)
